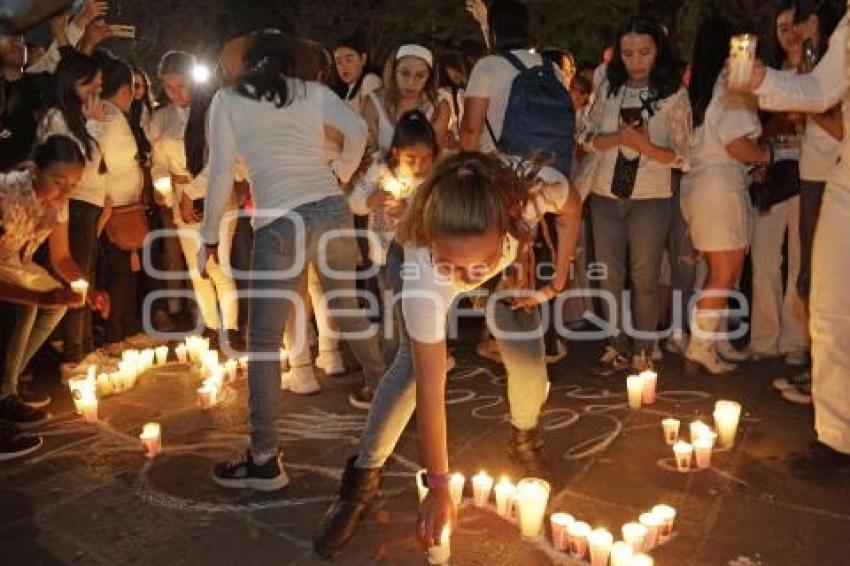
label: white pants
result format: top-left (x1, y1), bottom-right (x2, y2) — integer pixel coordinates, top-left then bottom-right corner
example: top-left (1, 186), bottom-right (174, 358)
top-left (281, 263), bottom-right (340, 367)
top-left (178, 221), bottom-right (238, 331)
top-left (750, 196), bottom-right (809, 355)
top-left (811, 181), bottom-right (850, 454)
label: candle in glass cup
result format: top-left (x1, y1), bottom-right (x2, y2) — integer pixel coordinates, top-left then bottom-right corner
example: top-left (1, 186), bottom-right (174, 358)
top-left (471, 471), bottom-right (494, 507)
top-left (610, 541), bottom-right (634, 566)
top-left (690, 419), bottom-right (712, 443)
top-left (713, 400), bottom-right (742, 448)
top-left (550, 513), bottom-right (574, 551)
top-left (621, 522), bottom-right (648, 553)
top-left (728, 34), bottom-right (758, 91)
top-left (673, 441), bottom-right (694, 472)
top-left (494, 476), bottom-right (516, 517)
top-left (588, 528), bottom-right (614, 566)
top-left (153, 176), bottom-right (174, 205)
top-left (175, 344), bottom-right (188, 364)
top-left (626, 374), bottom-right (644, 410)
top-left (516, 478), bottom-right (550, 539)
top-left (639, 512), bottom-right (663, 551)
top-left (630, 553), bottom-right (654, 566)
top-left (426, 524), bottom-right (451, 565)
top-left (639, 370), bottom-right (658, 404)
top-left (652, 504), bottom-right (677, 541)
top-left (224, 359), bottom-right (238, 382)
top-left (661, 418), bottom-right (680, 445)
top-left (79, 389), bottom-right (98, 422)
top-left (155, 345), bottom-right (169, 366)
top-left (140, 422), bottom-right (161, 458)
top-left (693, 434), bottom-right (716, 469)
top-left (416, 469), bottom-right (429, 503)
top-left (197, 384), bottom-right (219, 409)
top-left (70, 279), bottom-right (89, 302)
top-left (449, 472), bottom-right (465, 506)
top-left (566, 520), bottom-right (591, 559)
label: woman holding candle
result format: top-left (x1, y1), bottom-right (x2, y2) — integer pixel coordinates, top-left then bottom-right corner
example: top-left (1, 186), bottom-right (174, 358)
top-left (679, 18), bottom-right (772, 374)
top-left (577, 16), bottom-right (692, 375)
top-left (314, 152), bottom-right (582, 556)
top-left (0, 136), bottom-right (109, 456)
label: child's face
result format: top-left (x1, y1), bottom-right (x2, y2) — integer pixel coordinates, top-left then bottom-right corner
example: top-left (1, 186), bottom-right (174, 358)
top-left (394, 143), bottom-right (435, 180)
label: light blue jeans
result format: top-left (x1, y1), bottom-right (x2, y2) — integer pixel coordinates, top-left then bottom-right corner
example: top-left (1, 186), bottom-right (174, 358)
top-left (0, 301), bottom-right (67, 399)
top-left (355, 245), bottom-right (549, 469)
top-left (247, 196), bottom-right (386, 458)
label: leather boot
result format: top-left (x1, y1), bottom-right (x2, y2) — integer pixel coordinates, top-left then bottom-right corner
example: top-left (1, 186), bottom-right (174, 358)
top-left (508, 425), bottom-right (552, 482)
top-left (313, 455), bottom-right (382, 557)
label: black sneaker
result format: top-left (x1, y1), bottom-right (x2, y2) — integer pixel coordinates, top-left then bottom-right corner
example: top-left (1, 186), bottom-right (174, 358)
top-left (0, 395), bottom-right (50, 429)
top-left (591, 346), bottom-right (630, 377)
top-left (212, 450), bottom-right (290, 491)
top-left (348, 385), bottom-right (374, 410)
top-left (0, 423), bottom-right (43, 461)
top-left (791, 442), bottom-right (850, 477)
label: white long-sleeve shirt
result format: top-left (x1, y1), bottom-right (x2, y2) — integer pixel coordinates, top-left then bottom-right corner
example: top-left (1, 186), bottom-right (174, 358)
top-left (201, 80), bottom-right (367, 245)
top-left (756, 13), bottom-right (850, 186)
top-left (26, 20), bottom-right (84, 75)
top-left (101, 101), bottom-right (143, 206)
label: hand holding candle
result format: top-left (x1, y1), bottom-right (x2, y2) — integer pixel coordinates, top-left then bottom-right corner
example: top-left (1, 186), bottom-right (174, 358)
top-left (153, 176), bottom-right (173, 206)
top-left (70, 279), bottom-right (89, 306)
top-left (728, 34), bottom-right (758, 91)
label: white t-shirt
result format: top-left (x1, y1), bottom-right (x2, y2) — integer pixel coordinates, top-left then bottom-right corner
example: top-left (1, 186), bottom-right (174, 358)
top-left (465, 50), bottom-right (564, 153)
top-left (101, 102), bottom-right (143, 207)
top-left (401, 159), bottom-right (569, 344)
top-left (800, 116), bottom-right (841, 181)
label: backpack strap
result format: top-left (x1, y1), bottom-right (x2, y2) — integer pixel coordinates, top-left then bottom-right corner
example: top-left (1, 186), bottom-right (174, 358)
top-left (500, 50), bottom-right (529, 73)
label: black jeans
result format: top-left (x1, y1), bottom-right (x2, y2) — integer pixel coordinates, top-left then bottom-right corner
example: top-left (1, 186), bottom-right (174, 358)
top-left (99, 237), bottom-right (141, 344)
top-left (62, 199), bottom-right (101, 362)
top-left (798, 180), bottom-right (826, 299)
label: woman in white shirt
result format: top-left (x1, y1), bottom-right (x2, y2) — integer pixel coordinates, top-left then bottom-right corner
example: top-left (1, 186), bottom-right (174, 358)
top-left (199, 30), bottom-right (387, 490)
top-left (331, 35), bottom-right (382, 114)
top-left (680, 18), bottom-right (772, 375)
top-left (314, 152), bottom-right (582, 557)
top-left (149, 50), bottom-right (240, 350)
top-left (577, 17), bottom-right (692, 375)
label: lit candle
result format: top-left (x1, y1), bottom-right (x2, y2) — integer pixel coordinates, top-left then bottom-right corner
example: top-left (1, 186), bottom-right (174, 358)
top-left (566, 520), bottom-right (591, 559)
top-left (79, 388), bottom-right (98, 422)
top-left (651, 504), bottom-right (677, 542)
top-left (588, 528), bottom-right (614, 566)
top-left (238, 356), bottom-right (249, 371)
top-left (449, 472), bottom-right (465, 506)
top-left (626, 374), bottom-right (643, 410)
top-left (426, 524), bottom-right (451, 565)
top-left (70, 279), bottom-right (89, 302)
top-left (673, 441), bottom-right (694, 473)
top-left (610, 541), bottom-right (634, 566)
top-left (197, 384), bottom-right (219, 409)
top-left (224, 360), bottom-right (238, 382)
top-left (693, 434), bottom-right (716, 469)
top-left (621, 522), bottom-right (648, 553)
top-left (416, 469), bottom-right (429, 503)
top-left (630, 553), bottom-right (654, 566)
top-left (175, 344), bottom-right (188, 364)
top-left (689, 420), bottom-right (712, 443)
top-left (661, 418), bottom-right (680, 445)
top-left (516, 478), bottom-right (550, 539)
top-left (639, 512), bottom-right (663, 551)
top-left (140, 422), bottom-right (161, 458)
top-left (550, 513), bottom-right (574, 551)
top-left (471, 471), bottom-right (494, 507)
top-left (639, 370), bottom-right (657, 405)
top-left (713, 400), bottom-right (742, 449)
top-left (728, 34), bottom-right (758, 91)
top-left (142, 349), bottom-right (155, 372)
top-left (153, 176), bottom-right (173, 205)
top-left (494, 476), bottom-right (516, 518)
top-left (155, 345), bottom-right (169, 366)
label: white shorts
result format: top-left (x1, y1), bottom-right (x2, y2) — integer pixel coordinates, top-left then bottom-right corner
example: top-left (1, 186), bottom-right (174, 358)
top-left (681, 166), bottom-right (752, 252)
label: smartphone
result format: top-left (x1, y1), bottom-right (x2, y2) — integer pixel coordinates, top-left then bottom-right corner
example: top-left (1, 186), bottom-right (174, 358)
top-left (109, 24), bottom-right (136, 39)
top-left (620, 107), bottom-right (643, 128)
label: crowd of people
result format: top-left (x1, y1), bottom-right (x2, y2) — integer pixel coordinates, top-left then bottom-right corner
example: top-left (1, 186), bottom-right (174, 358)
top-left (1, 0), bottom-right (849, 557)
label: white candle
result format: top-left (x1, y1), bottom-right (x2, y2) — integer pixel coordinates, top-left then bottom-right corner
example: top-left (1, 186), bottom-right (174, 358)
top-left (639, 370), bottom-right (657, 404)
top-left (223, 360), bottom-right (238, 382)
top-left (566, 520), bottom-right (591, 559)
top-left (713, 400), bottom-right (742, 449)
top-left (140, 422), bottom-right (161, 458)
top-left (155, 345), bottom-right (169, 366)
top-left (588, 528), bottom-right (614, 566)
top-left (550, 513), bottom-right (574, 551)
top-left (471, 471), bottom-right (494, 507)
top-left (175, 344), bottom-right (188, 364)
top-left (416, 469), bottom-right (429, 503)
top-left (238, 356), bottom-right (249, 371)
top-left (516, 478), bottom-right (550, 539)
top-left (621, 522), bottom-right (648, 553)
top-left (494, 476), bottom-right (516, 517)
top-left (630, 553), bottom-right (654, 566)
top-left (70, 279), bottom-right (89, 302)
top-left (610, 541), bottom-right (634, 566)
top-left (693, 435), bottom-right (716, 469)
top-left (153, 176), bottom-right (173, 205)
top-left (626, 374), bottom-right (643, 410)
top-left (197, 384), bottom-right (219, 409)
top-left (639, 512), bottom-right (663, 551)
top-left (689, 420), bottom-right (712, 443)
top-left (728, 34), bottom-right (758, 91)
top-left (673, 441), bottom-right (694, 473)
top-left (142, 349), bottom-right (155, 372)
top-left (79, 388), bottom-right (98, 422)
top-left (449, 472), bottom-right (465, 506)
top-left (661, 418), bottom-right (680, 445)
top-left (651, 504), bottom-right (677, 542)
top-left (68, 376), bottom-right (96, 414)
top-left (426, 524), bottom-right (451, 565)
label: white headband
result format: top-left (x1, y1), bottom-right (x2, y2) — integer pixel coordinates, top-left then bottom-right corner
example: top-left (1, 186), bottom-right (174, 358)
top-left (396, 44), bottom-right (433, 68)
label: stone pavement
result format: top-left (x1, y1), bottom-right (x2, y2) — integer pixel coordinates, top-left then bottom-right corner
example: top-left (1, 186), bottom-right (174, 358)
top-left (1, 341), bottom-right (849, 566)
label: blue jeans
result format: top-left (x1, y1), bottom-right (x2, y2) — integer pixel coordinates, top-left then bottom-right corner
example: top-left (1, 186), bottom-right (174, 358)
top-left (355, 245), bottom-right (549, 469)
top-left (0, 301), bottom-right (67, 399)
top-left (246, 196), bottom-right (386, 458)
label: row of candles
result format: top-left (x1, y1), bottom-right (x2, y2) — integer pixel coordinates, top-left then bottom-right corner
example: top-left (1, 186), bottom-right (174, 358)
top-left (662, 401), bottom-right (742, 473)
top-left (417, 470), bottom-right (674, 565)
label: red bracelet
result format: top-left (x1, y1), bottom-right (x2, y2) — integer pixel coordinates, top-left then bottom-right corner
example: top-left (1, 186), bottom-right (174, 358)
top-left (426, 472), bottom-right (450, 489)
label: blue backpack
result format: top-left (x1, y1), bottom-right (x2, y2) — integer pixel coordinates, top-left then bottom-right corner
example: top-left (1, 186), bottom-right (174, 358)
top-left (487, 51), bottom-right (575, 175)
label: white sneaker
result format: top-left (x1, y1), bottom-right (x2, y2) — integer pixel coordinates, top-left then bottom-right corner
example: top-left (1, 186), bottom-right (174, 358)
top-left (282, 365), bottom-right (320, 395)
top-left (315, 350), bottom-right (345, 376)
